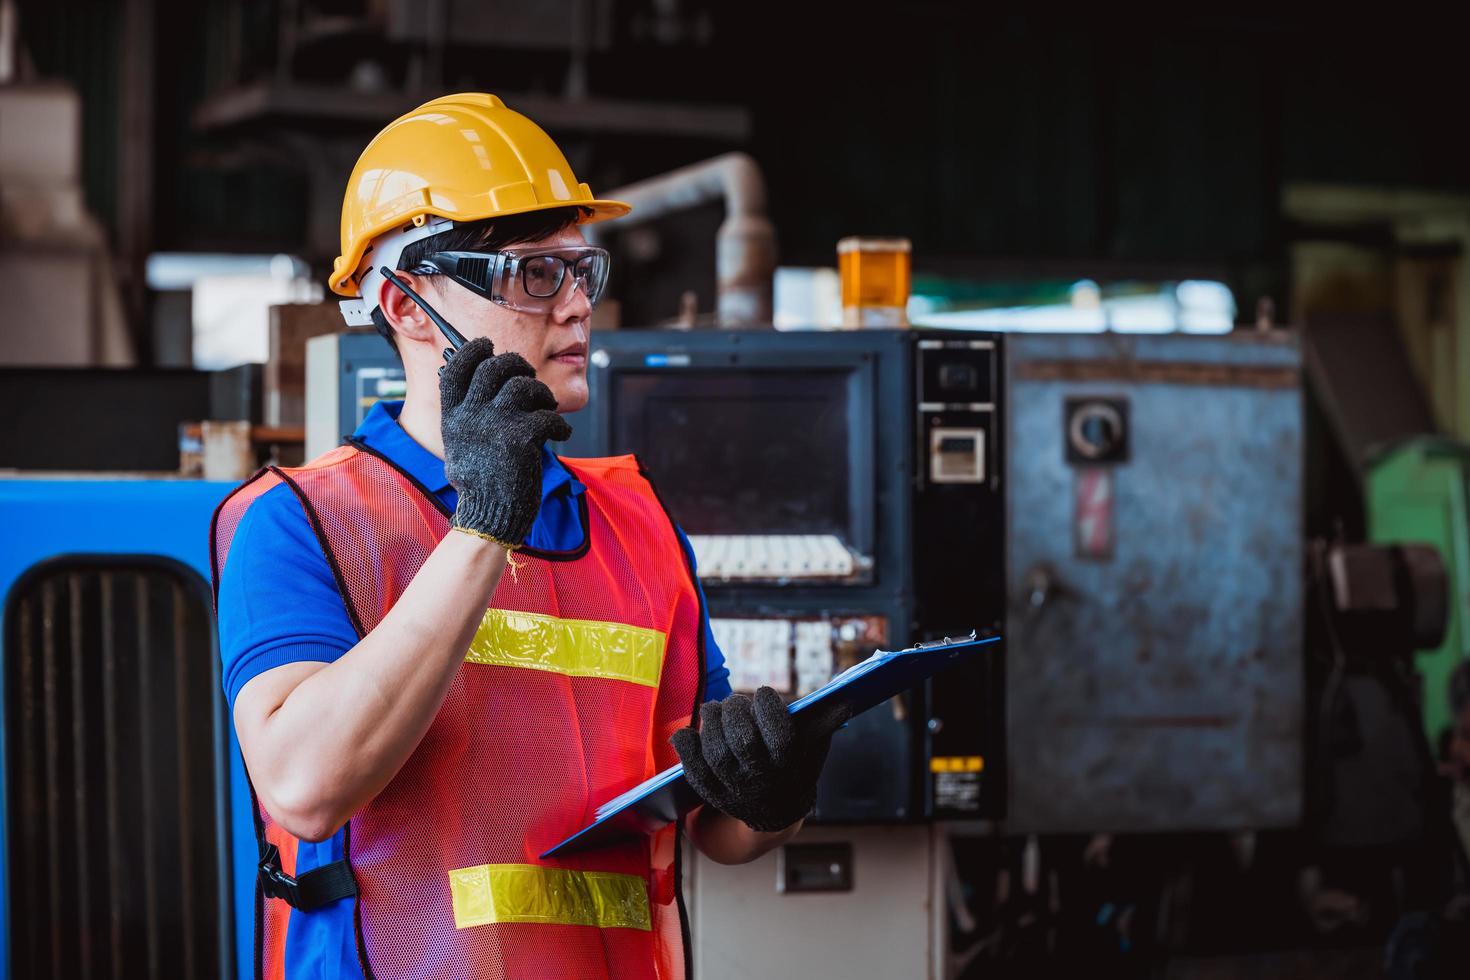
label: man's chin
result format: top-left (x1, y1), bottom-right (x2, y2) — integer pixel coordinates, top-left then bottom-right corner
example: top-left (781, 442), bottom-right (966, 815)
top-left (548, 377), bottom-right (589, 414)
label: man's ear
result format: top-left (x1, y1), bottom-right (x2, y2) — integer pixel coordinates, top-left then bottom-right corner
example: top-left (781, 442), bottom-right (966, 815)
top-left (377, 273), bottom-right (439, 346)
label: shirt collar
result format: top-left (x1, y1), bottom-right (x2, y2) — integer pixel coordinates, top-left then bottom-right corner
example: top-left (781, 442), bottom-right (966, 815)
top-left (352, 400), bottom-right (583, 501)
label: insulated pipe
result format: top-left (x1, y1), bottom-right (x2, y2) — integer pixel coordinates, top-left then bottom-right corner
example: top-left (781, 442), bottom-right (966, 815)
top-left (0, 1), bottom-right (15, 83)
top-left (593, 152), bottom-right (776, 327)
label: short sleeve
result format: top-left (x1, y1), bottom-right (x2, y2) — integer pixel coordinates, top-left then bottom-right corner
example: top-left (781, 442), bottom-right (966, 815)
top-left (673, 524), bottom-right (731, 702)
top-left (217, 482), bottom-right (360, 707)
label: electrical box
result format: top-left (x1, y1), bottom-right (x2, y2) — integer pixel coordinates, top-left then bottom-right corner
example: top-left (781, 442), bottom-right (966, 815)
top-left (305, 332), bottom-right (405, 459)
top-left (1004, 332), bottom-right (1304, 833)
top-left (686, 826), bottom-right (943, 980)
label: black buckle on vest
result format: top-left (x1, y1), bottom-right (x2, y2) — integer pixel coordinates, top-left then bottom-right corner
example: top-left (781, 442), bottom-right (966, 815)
top-left (258, 842), bottom-right (303, 905)
top-left (258, 842), bottom-right (359, 911)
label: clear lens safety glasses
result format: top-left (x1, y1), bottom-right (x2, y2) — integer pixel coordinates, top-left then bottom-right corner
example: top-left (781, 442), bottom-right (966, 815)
top-left (413, 246), bottom-right (611, 314)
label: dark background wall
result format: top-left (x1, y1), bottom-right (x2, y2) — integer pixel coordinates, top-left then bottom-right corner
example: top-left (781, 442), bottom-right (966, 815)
top-left (18, 4), bottom-right (1470, 334)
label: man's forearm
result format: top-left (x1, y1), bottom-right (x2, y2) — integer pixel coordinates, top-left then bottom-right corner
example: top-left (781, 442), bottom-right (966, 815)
top-left (235, 530), bottom-right (507, 840)
top-left (686, 805), bottom-right (803, 865)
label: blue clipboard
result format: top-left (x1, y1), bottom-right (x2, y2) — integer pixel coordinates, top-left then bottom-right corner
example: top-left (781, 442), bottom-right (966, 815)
top-left (541, 631), bottom-right (999, 858)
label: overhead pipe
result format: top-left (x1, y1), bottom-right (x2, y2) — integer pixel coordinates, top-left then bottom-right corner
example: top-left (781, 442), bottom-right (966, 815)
top-left (593, 152), bottom-right (776, 327)
top-left (0, 0), bottom-right (16, 83)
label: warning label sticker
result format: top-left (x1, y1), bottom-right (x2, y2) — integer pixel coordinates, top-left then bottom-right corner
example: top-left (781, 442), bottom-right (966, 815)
top-left (1074, 467), bottom-right (1114, 560)
top-left (934, 772), bottom-right (982, 811)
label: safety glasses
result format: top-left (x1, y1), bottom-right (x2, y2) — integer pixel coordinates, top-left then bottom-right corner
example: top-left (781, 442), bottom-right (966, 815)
top-left (412, 245), bottom-right (611, 314)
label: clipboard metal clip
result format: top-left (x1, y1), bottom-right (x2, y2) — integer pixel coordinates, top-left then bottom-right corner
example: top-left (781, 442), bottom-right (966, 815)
top-left (913, 629), bottom-right (979, 651)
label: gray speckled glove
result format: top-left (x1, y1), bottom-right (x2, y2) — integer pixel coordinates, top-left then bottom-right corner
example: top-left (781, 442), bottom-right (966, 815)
top-left (438, 337), bottom-right (573, 547)
top-left (671, 687), bottom-right (851, 832)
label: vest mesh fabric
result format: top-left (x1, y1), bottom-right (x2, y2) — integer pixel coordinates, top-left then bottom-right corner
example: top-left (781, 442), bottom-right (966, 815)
top-left (212, 448), bottom-right (703, 980)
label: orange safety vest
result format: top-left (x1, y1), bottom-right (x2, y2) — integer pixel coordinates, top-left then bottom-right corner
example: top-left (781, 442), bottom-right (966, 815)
top-left (212, 443), bottom-right (705, 980)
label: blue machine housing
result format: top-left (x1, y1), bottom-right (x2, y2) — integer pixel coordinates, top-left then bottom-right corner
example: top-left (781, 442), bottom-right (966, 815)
top-left (0, 476), bottom-right (252, 980)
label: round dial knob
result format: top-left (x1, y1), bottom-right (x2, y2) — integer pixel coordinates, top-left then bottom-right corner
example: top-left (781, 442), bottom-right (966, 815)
top-left (1068, 402), bottom-right (1124, 460)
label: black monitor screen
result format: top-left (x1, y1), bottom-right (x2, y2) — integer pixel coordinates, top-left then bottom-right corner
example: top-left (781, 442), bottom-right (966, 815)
top-left (611, 370), bottom-right (853, 536)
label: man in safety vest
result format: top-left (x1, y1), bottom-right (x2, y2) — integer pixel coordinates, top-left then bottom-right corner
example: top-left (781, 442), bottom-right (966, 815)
top-left (212, 93), bottom-right (848, 979)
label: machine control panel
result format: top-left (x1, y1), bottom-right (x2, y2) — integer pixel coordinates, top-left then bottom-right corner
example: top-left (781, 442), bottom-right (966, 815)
top-left (914, 335), bottom-right (1005, 819)
top-left (929, 427), bottom-right (986, 483)
top-left (687, 533), bottom-right (865, 582)
top-left (710, 614), bottom-right (887, 697)
top-left (917, 338), bottom-right (998, 493)
top-left (919, 338), bottom-right (995, 405)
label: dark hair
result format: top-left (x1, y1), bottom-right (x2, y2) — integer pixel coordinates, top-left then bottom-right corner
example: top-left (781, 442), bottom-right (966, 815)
top-left (370, 205), bottom-right (590, 354)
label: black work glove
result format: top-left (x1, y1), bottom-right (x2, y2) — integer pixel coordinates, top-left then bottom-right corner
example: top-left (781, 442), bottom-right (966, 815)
top-left (439, 337), bottom-right (573, 547)
top-left (671, 687), bottom-right (851, 832)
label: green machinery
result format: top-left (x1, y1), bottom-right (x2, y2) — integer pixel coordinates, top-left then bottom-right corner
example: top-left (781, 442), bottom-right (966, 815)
top-left (1368, 437), bottom-right (1470, 742)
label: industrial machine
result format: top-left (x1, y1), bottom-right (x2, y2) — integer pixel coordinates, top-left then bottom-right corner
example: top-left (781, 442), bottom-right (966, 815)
top-left (1367, 437), bottom-right (1470, 744)
top-left (0, 476), bottom-right (252, 980)
top-left (305, 331), bottom-right (406, 459)
top-left (1308, 540), bottom-right (1448, 853)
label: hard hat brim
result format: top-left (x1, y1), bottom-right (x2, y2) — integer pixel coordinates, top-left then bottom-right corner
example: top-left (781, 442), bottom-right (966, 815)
top-left (329, 197), bottom-right (632, 298)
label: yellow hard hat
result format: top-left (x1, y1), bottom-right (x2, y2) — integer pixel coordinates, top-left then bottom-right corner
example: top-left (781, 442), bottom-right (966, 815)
top-left (329, 92), bottom-right (631, 298)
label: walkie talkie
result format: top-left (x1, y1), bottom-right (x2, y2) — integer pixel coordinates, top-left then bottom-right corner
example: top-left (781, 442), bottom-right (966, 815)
top-left (379, 266), bottom-right (470, 372)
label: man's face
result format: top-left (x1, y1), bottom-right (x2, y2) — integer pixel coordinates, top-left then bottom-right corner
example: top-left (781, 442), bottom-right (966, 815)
top-left (423, 226), bottom-right (594, 413)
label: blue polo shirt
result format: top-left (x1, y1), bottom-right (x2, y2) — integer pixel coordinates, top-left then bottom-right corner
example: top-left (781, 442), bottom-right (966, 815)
top-left (216, 400), bottom-right (729, 979)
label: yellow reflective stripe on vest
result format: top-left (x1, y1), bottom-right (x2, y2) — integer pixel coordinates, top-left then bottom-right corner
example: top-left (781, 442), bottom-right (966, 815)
top-left (448, 864), bottom-right (652, 931)
top-left (466, 608), bottom-right (666, 688)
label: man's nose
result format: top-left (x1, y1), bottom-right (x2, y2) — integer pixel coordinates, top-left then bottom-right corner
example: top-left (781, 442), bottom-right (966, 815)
top-left (552, 275), bottom-right (594, 321)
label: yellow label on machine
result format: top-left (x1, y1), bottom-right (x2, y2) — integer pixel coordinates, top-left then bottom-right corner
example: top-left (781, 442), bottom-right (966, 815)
top-left (930, 755), bottom-right (985, 774)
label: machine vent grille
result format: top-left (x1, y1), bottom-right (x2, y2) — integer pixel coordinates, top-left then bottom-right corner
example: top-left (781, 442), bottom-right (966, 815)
top-left (4, 559), bottom-right (231, 979)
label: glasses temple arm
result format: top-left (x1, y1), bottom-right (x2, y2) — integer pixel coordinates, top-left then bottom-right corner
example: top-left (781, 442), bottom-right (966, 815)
top-left (379, 266), bottom-right (471, 359)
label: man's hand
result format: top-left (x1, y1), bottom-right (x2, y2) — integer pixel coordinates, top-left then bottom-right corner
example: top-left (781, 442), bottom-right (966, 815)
top-left (439, 337), bottom-right (573, 546)
top-left (671, 688), bottom-right (850, 833)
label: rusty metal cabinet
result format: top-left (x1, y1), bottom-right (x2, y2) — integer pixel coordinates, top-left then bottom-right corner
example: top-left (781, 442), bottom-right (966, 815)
top-left (1004, 333), bottom-right (1303, 832)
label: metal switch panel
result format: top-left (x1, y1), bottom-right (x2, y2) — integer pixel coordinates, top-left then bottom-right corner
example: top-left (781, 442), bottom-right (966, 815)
top-left (1064, 396), bottom-right (1129, 464)
top-left (777, 842), bottom-right (854, 893)
top-left (930, 426), bottom-right (986, 483)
